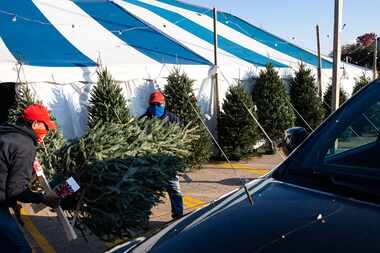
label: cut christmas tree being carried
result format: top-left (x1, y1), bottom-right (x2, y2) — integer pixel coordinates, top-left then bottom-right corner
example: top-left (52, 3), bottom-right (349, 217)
top-left (57, 119), bottom-right (197, 240)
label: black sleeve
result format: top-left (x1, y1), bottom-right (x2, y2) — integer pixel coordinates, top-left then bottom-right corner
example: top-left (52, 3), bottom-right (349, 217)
top-left (6, 142), bottom-right (38, 203)
top-left (139, 110), bottom-right (151, 120)
top-left (12, 189), bottom-right (45, 204)
top-left (138, 113), bottom-right (146, 120)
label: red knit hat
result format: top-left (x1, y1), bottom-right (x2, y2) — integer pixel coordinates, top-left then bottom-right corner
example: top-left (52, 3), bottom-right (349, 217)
top-left (23, 104), bottom-right (56, 130)
top-left (149, 90), bottom-right (165, 104)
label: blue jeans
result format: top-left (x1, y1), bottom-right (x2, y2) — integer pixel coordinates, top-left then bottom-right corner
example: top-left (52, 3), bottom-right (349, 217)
top-left (0, 207), bottom-right (32, 253)
top-left (167, 176), bottom-right (183, 218)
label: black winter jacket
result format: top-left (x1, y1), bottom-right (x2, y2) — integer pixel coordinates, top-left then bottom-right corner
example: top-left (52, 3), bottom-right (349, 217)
top-left (0, 123), bottom-right (44, 206)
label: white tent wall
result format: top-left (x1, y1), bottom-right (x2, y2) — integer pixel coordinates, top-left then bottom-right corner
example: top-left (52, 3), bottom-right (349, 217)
top-left (18, 64), bottom-right (269, 140)
top-left (322, 63), bottom-right (373, 96)
top-left (22, 64), bottom-right (213, 139)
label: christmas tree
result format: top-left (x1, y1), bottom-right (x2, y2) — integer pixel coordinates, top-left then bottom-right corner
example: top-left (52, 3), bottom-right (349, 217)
top-left (164, 68), bottom-right (212, 168)
top-left (352, 73), bottom-right (371, 95)
top-left (218, 84), bottom-right (259, 160)
top-left (88, 66), bottom-right (131, 128)
top-left (37, 130), bottom-right (66, 181)
top-left (57, 119), bottom-right (197, 240)
top-left (8, 84), bottom-right (37, 124)
top-left (323, 83), bottom-right (348, 117)
top-left (253, 64), bottom-right (295, 143)
top-left (289, 64), bottom-right (325, 130)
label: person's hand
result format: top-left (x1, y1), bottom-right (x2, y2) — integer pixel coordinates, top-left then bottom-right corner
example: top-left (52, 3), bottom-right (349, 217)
top-left (43, 191), bottom-right (60, 208)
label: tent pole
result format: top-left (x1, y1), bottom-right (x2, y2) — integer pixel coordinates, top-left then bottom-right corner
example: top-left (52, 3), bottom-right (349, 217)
top-left (331, 0), bottom-right (343, 112)
top-left (213, 7), bottom-right (220, 118)
top-left (210, 6), bottom-right (221, 146)
top-left (316, 25), bottom-right (323, 98)
top-left (373, 36), bottom-right (378, 80)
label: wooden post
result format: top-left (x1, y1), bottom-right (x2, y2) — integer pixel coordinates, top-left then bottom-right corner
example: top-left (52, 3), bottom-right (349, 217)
top-left (332, 0), bottom-right (343, 112)
top-left (213, 7), bottom-right (220, 117)
top-left (373, 36), bottom-right (378, 80)
top-left (316, 25), bottom-right (323, 97)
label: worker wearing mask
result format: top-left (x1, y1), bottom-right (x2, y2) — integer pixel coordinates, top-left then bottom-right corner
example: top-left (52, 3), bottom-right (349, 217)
top-left (140, 90), bottom-right (183, 219)
top-left (0, 104), bottom-right (60, 253)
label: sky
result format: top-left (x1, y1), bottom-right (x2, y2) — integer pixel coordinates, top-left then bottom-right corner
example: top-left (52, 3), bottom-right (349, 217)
top-left (183, 0), bottom-right (380, 56)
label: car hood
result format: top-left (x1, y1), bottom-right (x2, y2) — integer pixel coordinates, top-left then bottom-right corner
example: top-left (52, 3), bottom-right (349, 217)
top-left (112, 178), bottom-right (380, 253)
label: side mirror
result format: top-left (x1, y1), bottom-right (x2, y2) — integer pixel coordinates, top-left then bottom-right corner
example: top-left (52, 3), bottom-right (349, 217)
top-left (280, 127), bottom-right (308, 156)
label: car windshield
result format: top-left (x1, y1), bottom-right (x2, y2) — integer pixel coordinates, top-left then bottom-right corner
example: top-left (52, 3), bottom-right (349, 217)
top-left (323, 98), bottom-right (380, 169)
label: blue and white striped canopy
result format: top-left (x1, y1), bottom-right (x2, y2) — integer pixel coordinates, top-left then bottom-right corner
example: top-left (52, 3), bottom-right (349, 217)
top-left (0, 0), bottom-right (333, 69)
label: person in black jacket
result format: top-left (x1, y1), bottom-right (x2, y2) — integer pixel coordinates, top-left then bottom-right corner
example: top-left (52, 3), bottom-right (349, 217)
top-left (0, 104), bottom-right (59, 253)
top-left (140, 90), bottom-right (183, 219)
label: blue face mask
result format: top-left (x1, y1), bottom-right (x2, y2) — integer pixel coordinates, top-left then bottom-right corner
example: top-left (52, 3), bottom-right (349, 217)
top-left (149, 104), bottom-right (165, 118)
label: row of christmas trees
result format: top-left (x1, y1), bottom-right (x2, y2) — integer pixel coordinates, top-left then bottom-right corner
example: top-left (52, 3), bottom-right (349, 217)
top-left (218, 63), bottom-right (371, 160)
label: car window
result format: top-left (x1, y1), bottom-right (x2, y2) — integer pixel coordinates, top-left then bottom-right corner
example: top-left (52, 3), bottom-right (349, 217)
top-left (324, 99), bottom-right (380, 169)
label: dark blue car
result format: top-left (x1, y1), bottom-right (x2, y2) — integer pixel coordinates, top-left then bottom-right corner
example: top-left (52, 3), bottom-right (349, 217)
top-left (109, 79), bottom-right (380, 253)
